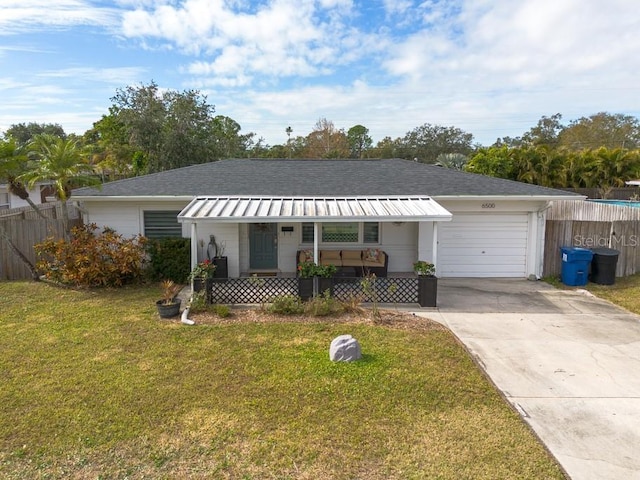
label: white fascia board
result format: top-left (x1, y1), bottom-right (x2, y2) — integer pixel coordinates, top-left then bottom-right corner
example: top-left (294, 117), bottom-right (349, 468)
top-left (74, 196), bottom-right (194, 202)
top-left (432, 194), bottom-right (587, 201)
top-left (178, 215), bottom-right (453, 224)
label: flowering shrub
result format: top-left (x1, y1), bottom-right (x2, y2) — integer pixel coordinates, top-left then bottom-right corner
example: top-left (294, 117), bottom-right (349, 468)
top-left (413, 261), bottom-right (436, 276)
top-left (297, 262), bottom-right (337, 278)
top-left (34, 223), bottom-right (147, 287)
top-left (315, 264), bottom-right (337, 278)
top-left (188, 259), bottom-right (216, 280)
top-left (297, 261), bottom-right (317, 278)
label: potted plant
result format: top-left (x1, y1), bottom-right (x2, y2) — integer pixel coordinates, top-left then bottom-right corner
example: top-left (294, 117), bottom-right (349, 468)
top-left (188, 259), bottom-right (216, 298)
top-left (156, 279), bottom-right (182, 318)
top-left (413, 261), bottom-right (437, 307)
top-left (207, 235), bottom-right (228, 279)
top-left (315, 264), bottom-right (336, 296)
top-left (297, 261), bottom-right (316, 300)
top-left (413, 260), bottom-right (435, 276)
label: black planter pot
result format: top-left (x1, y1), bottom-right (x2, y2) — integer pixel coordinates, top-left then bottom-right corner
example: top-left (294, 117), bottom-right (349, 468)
top-left (156, 298), bottom-right (182, 318)
top-left (298, 277), bottom-right (313, 301)
top-left (317, 277), bottom-right (334, 297)
top-left (193, 278), bottom-right (212, 302)
top-left (418, 276), bottom-right (437, 307)
top-left (193, 278), bottom-right (206, 292)
top-left (213, 257), bottom-right (228, 279)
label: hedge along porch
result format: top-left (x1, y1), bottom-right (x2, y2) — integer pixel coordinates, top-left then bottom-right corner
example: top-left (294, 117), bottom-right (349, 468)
top-left (177, 196), bottom-right (453, 286)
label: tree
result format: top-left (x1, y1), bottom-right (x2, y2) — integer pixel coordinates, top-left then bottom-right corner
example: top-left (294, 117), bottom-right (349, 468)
top-left (521, 113), bottom-right (564, 148)
top-left (21, 134), bottom-right (101, 235)
top-left (465, 146), bottom-right (518, 180)
top-left (4, 122), bottom-right (66, 146)
top-left (0, 137), bottom-right (47, 218)
top-left (514, 146), bottom-right (567, 188)
top-left (85, 110), bottom-right (138, 180)
top-left (559, 112), bottom-right (640, 150)
top-left (582, 148), bottom-right (640, 198)
top-left (347, 125), bottom-right (373, 158)
top-left (0, 137), bottom-right (44, 279)
top-left (435, 153), bottom-right (468, 170)
top-left (398, 123), bottom-right (474, 163)
top-left (110, 82), bottom-right (169, 173)
top-left (303, 118), bottom-right (349, 158)
top-left (371, 136), bottom-right (398, 158)
top-left (108, 81), bottom-right (253, 173)
top-left (210, 115), bottom-right (254, 159)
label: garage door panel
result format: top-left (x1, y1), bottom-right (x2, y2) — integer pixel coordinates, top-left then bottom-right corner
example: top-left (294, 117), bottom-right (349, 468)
top-left (440, 250), bottom-right (526, 260)
top-left (440, 265), bottom-right (526, 277)
top-left (441, 232), bottom-right (527, 242)
top-left (439, 254), bottom-right (526, 265)
top-left (441, 228), bottom-right (527, 239)
top-left (438, 213), bottom-right (529, 277)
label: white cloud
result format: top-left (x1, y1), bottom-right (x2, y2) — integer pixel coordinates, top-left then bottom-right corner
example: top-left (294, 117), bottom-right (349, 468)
top-left (120, 0), bottom-right (360, 82)
top-left (2, 0), bottom-right (640, 147)
top-left (0, 0), bottom-right (121, 34)
top-left (36, 67), bottom-right (147, 85)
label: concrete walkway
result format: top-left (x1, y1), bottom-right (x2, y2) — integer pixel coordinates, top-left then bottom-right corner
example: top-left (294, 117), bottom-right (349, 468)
top-left (414, 279), bottom-right (640, 480)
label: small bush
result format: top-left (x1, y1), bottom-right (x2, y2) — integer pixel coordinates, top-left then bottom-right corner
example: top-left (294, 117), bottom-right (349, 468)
top-left (34, 223), bottom-right (147, 288)
top-left (146, 237), bottom-right (190, 283)
top-left (212, 304), bottom-right (231, 318)
top-left (340, 293), bottom-right (365, 314)
top-left (188, 294), bottom-right (231, 318)
top-left (305, 291), bottom-right (343, 317)
top-left (266, 295), bottom-right (305, 315)
top-left (188, 291), bottom-right (208, 313)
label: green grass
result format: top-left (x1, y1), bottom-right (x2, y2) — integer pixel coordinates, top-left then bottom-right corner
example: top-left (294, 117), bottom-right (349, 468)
top-left (585, 272), bottom-right (640, 315)
top-left (0, 281), bottom-right (566, 479)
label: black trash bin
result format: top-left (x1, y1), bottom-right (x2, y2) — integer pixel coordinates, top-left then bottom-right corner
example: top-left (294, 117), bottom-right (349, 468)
top-left (590, 248), bottom-right (620, 285)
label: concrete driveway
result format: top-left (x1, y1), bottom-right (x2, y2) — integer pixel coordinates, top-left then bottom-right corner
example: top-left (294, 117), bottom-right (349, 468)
top-left (415, 278), bottom-right (640, 480)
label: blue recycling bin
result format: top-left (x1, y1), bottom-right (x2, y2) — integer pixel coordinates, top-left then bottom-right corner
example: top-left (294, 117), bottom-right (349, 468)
top-left (560, 247), bottom-right (593, 286)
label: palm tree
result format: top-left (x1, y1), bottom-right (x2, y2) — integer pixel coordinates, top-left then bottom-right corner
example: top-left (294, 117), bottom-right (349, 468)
top-left (0, 137), bottom-right (48, 219)
top-left (584, 147), bottom-right (640, 198)
top-left (20, 134), bottom-right (100, 235)
top-left (0, 137), bottom-right (43, 279)
top-left (435, 153), bottom-right (468, 170)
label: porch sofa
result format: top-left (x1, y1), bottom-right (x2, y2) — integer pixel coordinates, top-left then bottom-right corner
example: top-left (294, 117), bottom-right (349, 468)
top-left (296, 249), bottom-right (389, 277)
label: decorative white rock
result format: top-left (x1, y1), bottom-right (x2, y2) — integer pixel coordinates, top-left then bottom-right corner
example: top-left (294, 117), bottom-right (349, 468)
top-left (329, 335), bottom-right (362, 362)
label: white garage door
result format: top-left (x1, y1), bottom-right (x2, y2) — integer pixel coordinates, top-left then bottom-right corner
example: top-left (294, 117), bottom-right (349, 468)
top-left (438, 213), bottom-right (529, 277)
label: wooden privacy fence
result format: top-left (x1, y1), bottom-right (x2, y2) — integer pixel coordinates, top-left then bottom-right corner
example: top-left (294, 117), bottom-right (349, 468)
top-left (544, 200), bottom-right (640, 278)
top-left (0, 202), bottom-right (82, 281)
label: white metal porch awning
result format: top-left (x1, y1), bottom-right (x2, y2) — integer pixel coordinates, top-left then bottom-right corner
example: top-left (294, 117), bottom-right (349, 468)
top-left (178, 196), bottom-right (452, 223)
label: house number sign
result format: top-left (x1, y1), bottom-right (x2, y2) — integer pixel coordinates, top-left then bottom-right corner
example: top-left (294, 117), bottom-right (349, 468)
top-left (481, 203), bottom-right (496, 209)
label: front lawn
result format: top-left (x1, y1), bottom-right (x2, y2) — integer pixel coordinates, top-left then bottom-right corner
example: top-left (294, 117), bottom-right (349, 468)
top-left (585, 272), bottom-right (640, 315)
top-left (0, 282), bottom-right (565, 479)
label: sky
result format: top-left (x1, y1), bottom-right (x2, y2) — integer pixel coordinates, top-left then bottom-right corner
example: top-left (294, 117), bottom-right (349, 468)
top-left (1, 0), bottom-right (639, 147)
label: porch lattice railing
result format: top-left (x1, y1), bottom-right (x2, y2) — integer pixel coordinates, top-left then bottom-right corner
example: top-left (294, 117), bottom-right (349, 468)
top-left (208, 276), bottom-right (420, 305)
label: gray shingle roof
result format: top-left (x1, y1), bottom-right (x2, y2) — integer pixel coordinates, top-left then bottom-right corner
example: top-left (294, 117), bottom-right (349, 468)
top-left (74, 158), bottom-right (580, 198)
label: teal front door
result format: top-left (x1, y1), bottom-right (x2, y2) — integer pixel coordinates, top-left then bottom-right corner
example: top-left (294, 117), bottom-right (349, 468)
top-left (249, 223), bottom-right (278, 270)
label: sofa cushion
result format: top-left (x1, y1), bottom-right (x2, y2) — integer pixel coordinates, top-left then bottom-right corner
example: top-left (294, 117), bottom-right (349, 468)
top-left (302, 249), bottom-right (314, 262)
top-left (341, 250), bottom-right (362, 262)
top-left (320, 249), bottom-right (341, 266)
top-left (321, 250), bottom-right (341, 260)
top-left (364, 248), bottom-right (381, 262)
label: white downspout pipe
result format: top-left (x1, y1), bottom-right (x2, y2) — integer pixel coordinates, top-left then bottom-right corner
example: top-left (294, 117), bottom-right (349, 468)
top-left (190, 222), bottom-right (198, 290)
top-left (432, 221), bottom-right (439, 276)
top-left (313, 222), bottom-right (320, 266)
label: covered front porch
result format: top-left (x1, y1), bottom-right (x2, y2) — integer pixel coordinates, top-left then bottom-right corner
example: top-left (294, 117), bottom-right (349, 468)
top-left (178, 195), bottom-right (452, 280)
